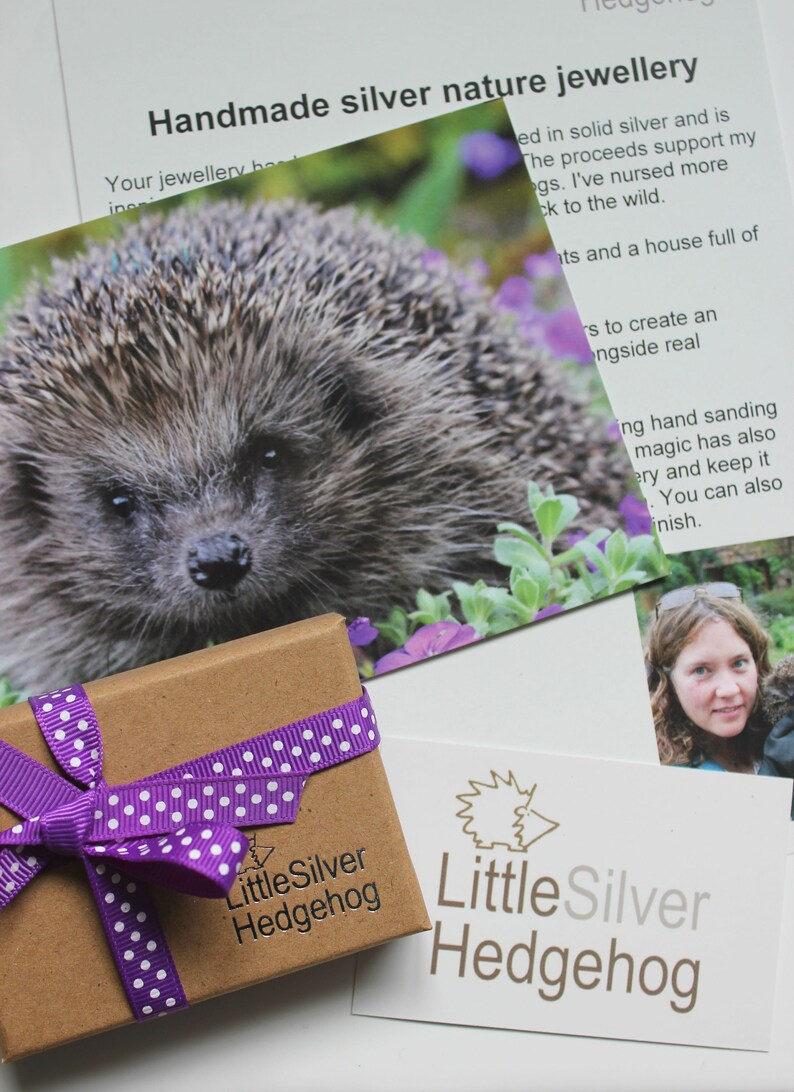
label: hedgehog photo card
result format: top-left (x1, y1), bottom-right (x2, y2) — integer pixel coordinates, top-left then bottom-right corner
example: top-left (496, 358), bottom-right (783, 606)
top-left (0, 100), bottom-right (665, 694)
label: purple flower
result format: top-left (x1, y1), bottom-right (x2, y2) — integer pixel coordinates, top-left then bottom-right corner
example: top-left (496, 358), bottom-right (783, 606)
top-left (422, 248), bottom-right (448, 271)
top-left (517, 310), bottom-right (549, 346)
top-left (373, 621), bottom-right (481, 675)
top-left (539, 308), bottom-right (594, 364)
top-left (568, 530), bottom-right (607, 573)
top-left (533, 604), bottom-right (565, 621)
top-left (456, 257), bottom-right (491, 294)
top-left (459, 132), bottom-right (521, 180)
top-left (467, 257), bottom-right (489, 282)
top-left (494, 275), bottom-right (534, 315)
top-left (524, 250), bottom-right (563, 280)
top-left (347, 617), bottom-right (379, 647)
top-left (605, 419), bottom-right (622, 442)
top-left (619, 495), bottom-right (652, 537)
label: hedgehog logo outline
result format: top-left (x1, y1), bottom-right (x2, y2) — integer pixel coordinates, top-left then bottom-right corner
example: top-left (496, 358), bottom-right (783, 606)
top-left (238, 835), bottom-right (275, 875)
top-left (455, 770), bottom-right (559, 853)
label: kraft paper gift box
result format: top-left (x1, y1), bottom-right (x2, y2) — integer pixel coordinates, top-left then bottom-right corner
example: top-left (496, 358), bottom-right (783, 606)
top-left (0, 614), bottom-right (429, 1060)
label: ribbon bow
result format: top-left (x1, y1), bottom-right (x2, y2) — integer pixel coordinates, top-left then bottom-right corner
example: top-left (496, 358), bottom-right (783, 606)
top-left (0, 683), bottom-right (379, 1020)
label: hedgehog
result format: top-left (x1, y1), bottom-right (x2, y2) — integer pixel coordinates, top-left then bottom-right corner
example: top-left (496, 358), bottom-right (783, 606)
top-left (759, 654), bottom-right (794, 784)
top-left (762, 654), bottom-right (794, 727)
top-left (0, 198), bottom-right (626, 691)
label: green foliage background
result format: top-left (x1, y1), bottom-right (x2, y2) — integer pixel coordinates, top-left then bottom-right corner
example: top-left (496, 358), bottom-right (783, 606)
top-left (634, 538), bottom-right (794, 664)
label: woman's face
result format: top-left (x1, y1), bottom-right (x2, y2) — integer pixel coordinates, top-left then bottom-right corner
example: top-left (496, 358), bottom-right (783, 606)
top-left (669, 617), bottom-right (758, 738)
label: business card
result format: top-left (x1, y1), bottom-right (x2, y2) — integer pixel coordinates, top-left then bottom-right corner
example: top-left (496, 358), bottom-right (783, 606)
top-left (353, 738), bottom-right (790, 1050)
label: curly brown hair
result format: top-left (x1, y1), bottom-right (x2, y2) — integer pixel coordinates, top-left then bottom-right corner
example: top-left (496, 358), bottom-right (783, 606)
top-left (644, 591), bottom-right (772, 766)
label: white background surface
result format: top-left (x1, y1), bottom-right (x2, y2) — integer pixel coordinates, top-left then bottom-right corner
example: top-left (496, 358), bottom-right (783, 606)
top-left (0, 2), bottom-right (793, 1089)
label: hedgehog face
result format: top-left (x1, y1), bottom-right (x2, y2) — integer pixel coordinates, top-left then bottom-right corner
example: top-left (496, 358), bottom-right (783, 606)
top-left (1, 315), bottom-right (500, 655)
top-left (4, 379), bottom-right (359, 643)
top-left (6, 438), bottom-right (298, 647)
top-left (84, 431), bottom-right (313, 636)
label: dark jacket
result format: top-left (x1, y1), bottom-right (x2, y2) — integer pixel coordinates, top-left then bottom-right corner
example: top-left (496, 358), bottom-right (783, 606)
top-left (758, 655), bottom-right (794, 813)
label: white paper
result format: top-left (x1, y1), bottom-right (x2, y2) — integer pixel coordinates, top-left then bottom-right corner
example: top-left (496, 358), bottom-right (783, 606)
top-left (354, 736), bottom-right (791, 1050)
top-left (369, 593), bottom-right (656, 762)
top-left (0, 0), bottom-right (78, 245)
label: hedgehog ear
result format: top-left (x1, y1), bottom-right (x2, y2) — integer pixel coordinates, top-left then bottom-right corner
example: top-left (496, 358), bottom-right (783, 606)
top-left (321, 374), bottom-right (382, 434)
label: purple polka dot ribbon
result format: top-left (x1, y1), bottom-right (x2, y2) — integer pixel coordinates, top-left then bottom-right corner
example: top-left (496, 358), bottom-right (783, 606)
top-left (0, 684), bottom-right (380, 1021)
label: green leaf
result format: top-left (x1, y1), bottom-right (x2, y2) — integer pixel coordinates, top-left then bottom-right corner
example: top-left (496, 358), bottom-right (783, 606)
top-left (625, 534), bottom-right (669, 578)
top-left (0, 677), bottom-right (21, 707)
top-left (390, 138), bottom-right (465, 243)
top-left (533, 497), bottom-right (565, 541)
top-left (588, 528), bottom-right (613, 544)
top-left (612, 569), bottom-right (651, 593)
top-left (451, 580), bottom-right (480, 623)
top-left (509, 573), bottom-right (543, 614)
top-left (560, 577), bottom-right (596, 607)
top-left (452, 580), bottom-right (521, 629)
top-left (605, 530), bottom-right (629, 573)
top-left (487, 596), bottom-right (535, 628)
top-left (582, 571), bottom-right (610, 597)
top-left (483, 586), bottom-right (519, 610)
top-left (494, 536), bottom-right (549, 571)
top-left (577, 540), bottom-right (613, 577)
top-left (374, 607), bottom-right (411, 648)
top-left (526, 480), bottom-right (546, 516)
top-left (554, 493), bottom-right (581, 535)
top-left (496, 522), bottom-right (545, 551)
top-left (532, 493), bottom-right (580, 543)
top-left (488, 613), bottom-right (527, 634)
top-left (453, 581), bottom-right (499, 626)
top-left (415, 588), bottom-right (437, 614)
top-left (410, 589), bottom-right (454, 625)
top-left (550, 529), bottom-right (610, 570)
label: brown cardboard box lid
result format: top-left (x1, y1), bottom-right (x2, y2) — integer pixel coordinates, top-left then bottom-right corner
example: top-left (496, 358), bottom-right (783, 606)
top-left (0, 614), bottom-right (429, 1060)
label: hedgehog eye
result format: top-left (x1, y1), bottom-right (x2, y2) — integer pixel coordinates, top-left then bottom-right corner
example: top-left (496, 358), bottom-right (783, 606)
top-left (105, 486), bottom-right (138, 520)
top-left (245, 435), bottom-right (288, 473)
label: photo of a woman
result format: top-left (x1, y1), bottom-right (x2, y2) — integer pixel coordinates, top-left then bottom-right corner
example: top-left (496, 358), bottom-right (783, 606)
top-left (646, 585), bottom-right (771, 772)
top-left (641, 574), bottom-right (794, 797)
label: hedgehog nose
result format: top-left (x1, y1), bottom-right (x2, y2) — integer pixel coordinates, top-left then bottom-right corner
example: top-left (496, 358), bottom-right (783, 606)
top-left (187, 532), bottom-right (252, 590)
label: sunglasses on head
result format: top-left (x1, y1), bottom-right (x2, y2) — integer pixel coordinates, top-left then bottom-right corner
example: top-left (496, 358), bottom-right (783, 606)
top-left (654, 582), bottom-right (743, 618)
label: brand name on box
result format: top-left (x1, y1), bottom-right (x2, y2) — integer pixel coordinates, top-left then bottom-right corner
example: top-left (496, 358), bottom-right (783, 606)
top-left (225, 845), bottom-right (381, 943)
